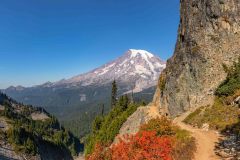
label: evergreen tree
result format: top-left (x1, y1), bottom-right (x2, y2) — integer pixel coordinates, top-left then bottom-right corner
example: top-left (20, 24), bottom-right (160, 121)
top-left (118, 95), bottom-right (129, 110)
top-left (216, 57), bottom-right (240, 96)
top-left (100, 104), bottom-right (105, 116)
top-left (111, 80), bottom-right (117, 108)
top-left (24, 138), bottom-right (37, 154)
top-left (131, 89), bottom-right (134, 103)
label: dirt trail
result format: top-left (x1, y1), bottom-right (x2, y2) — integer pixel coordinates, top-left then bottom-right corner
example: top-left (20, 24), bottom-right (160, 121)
top-left (75, 155), bottom-right (85, 160)
top-left (147, 104), bottom-right (161, 118)
top-left (173, 111), bottom-right (221, 160)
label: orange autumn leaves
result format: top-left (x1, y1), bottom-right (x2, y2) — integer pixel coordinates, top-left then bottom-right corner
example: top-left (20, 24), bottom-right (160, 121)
top-left (87, 131), bottom-right (173, 160)
top-left (111, 131), bottom-right (173, 160)
top-left (86, 117), bottom-right (195, 160)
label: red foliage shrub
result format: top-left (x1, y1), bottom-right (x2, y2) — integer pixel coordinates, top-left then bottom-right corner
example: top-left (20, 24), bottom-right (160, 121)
top-left (111, 131), bottom-right (173, 160)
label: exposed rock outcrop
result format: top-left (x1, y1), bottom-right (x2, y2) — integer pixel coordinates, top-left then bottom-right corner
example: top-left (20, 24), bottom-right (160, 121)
top-left (154, 0), bottom-right (240, 117)
top-left (115, 105), bottom-right (160, 138)
top-left (117, 0), bottom-right (240, 138)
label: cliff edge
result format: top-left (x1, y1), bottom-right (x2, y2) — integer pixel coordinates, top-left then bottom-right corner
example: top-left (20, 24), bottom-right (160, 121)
top-left (154, 0), bottom-right (240, 116)
top-left (118, 0), bottom-right (240, 137)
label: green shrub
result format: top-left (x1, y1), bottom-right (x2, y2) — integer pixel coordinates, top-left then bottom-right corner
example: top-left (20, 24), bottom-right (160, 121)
top-left (183, 107), bottom-right (203, 125)
top-left (216, 57), bottom-right (240, 96)
top-left (24, 138), bottom-right (37, 155)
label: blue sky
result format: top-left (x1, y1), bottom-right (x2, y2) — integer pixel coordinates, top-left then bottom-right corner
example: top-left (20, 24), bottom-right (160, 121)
top-left (0, 0), bottom-right (180, 89)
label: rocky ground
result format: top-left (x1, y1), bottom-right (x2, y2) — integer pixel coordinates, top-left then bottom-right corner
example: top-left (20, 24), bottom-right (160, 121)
top-left (0, 143), bottom-right (26, 160)
top-left (0, 137), bottom-right (40, 160)
top-left (30, 112), bottom-right (49, 121)
top-left (216, 133), bottom-right (240, 160)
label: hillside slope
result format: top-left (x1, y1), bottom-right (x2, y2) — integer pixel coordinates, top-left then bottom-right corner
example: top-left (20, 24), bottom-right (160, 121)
top-left (0, 92), bottom-right (82, 160)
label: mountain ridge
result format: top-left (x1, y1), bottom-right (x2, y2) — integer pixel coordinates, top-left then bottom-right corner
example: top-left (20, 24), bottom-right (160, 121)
top-left (5, 49), bottom-right (165, 93)
top-left (3, 49), bottom-right (165, 138)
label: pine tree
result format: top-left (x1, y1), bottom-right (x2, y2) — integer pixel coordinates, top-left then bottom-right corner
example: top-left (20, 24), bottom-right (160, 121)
top-left (101, 104), bottom-right (104, 116)
top-left (24, 137), bottom-right (37, 154)
top-left (118, 95), bottom-right (129, 110)
top-left (111, 80), bottom-right (117, 108)
top-left (131, 89), bottom-right (134, 103)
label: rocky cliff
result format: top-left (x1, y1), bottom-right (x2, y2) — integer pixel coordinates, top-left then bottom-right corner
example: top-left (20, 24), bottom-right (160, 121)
top-left (117, 0), bottom-right (240, 136)
top-left (153, 0), bottom-right (240, 117)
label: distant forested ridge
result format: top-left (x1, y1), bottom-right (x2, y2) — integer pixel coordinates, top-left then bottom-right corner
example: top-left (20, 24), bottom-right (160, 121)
top-left (0, 92), bottom-right (83, 159)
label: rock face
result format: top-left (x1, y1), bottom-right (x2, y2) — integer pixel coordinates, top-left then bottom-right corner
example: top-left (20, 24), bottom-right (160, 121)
top-left (115, 105), bottom-right (160, 139)
top-left (153, 0), bottom-right (240, 117)
top-left (117, 0), bottom-right (240, 138)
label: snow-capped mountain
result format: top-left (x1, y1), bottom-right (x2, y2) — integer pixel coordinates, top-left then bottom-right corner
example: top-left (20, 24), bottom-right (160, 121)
top-left (53, 49), bottom-right (165, 92)
top-left (3, 49), bottom-right (165, 131)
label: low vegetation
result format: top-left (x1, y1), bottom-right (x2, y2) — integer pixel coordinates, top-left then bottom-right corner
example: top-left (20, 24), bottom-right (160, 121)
top-left (215, 57), bottom-right (240, 96)
top-left (185, 58), bottom-right (240, 133)
top-left (159, 73), bottom-right (166, 92)
top-left (184, 99), bottom-right (240, 130)
top-left (139, 117), bottom-right (196, 160)
top-left (87, 117), bottom-right (196, 160)
top-left (224, 117), bottom-right (240, 137)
